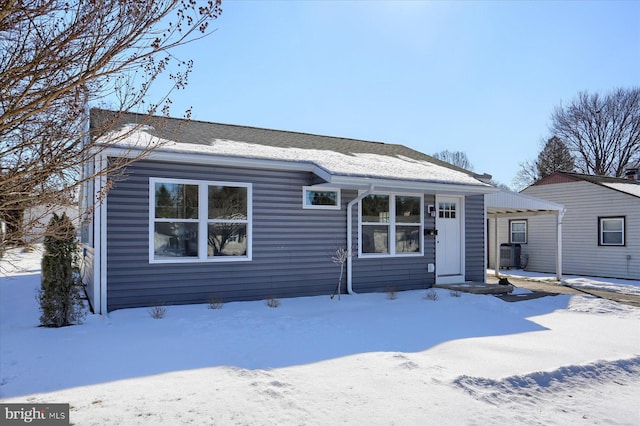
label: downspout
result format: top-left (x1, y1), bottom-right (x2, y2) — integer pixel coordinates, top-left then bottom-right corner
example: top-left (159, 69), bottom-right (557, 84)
top-left (346, 184), bottom-right (375, 295)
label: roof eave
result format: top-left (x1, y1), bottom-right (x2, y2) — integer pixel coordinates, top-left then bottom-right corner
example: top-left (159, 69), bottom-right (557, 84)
top-left (327, 175), bottom-right (497, 195)
top-left (103, 146), bottom-right (495, 195)
top-left (104, 145), bottom-right (328, 174)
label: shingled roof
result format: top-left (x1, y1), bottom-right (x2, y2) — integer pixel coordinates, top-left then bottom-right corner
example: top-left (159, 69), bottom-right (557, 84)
top-left (91, 109), bottom-right (493, 190)
top-left (533, 171), bottom-right (640, 198)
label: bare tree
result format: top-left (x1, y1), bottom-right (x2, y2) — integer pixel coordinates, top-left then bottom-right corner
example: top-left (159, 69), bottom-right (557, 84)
top-left (431, 150), bottom-right (474, 171)
top-left (0, 0), bottom-right (222, 250)
top-left (550, 87), bottom-right (640, 177)
top-left (512, 159), bottom-right (539, 191)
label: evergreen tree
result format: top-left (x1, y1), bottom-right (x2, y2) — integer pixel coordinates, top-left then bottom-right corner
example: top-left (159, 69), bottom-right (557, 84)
top-left (38, 213), bottom-right (85, 327)
top-left (536, 136), bottom-right (575, 179)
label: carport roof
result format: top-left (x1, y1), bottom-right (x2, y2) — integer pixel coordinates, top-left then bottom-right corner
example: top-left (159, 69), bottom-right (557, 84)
top-left (486, 189), bottom-right (564, 217)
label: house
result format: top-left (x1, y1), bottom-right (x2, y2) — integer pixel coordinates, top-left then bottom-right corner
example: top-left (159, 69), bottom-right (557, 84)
top-left (23, 203), bottom-right (80, 244)
top-left (81, 109), bottom-right (501, 313)
top-left (502, 171), bottom-right (639, 280)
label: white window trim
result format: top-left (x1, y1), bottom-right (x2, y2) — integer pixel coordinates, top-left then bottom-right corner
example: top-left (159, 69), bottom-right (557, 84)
top-left (599, 216), bottom-right (625, 246)
top-left (302, 186), bottom-right (341, 210)
top-left (357, 192), bottom-right (424, 258)
top-left (149, 177), bottom-right (252, 263)
top-left (509, 219), bottom-right (527, 244)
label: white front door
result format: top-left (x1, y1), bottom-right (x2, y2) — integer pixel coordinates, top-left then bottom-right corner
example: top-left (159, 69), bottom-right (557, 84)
top-left (435, 196), bottom-right (464, 284)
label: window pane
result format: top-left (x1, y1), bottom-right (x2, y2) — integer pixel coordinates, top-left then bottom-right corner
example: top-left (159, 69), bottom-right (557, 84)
top-left (155, 183), bottom-right (198, 219)
top-left (154, 222), bottom-right (198, 257)
top-left (396, 226), bottom-right (420, 253)
top-left (362, 225), bottom-right (389, 253)
top-left (208, 186), bottom-right (247, 220)
top-left (306, 190), bottom-right (338, 206)
top-left (602, 232), bottom-right (623, 245)
top-left (512, 222), bottom-right (526, 232)
top-left (396, 196), bottom-right (421, 223)
top-left (602, 219), bottom-right (622, 232)
top-left (511, 233), bottom-right (526, 243)
top-left (439, 202), bottom-right (456, 219)
top-left (208, 223), bottom-right (248, 256)
top-left (362, 195), bottom-right (389, 222)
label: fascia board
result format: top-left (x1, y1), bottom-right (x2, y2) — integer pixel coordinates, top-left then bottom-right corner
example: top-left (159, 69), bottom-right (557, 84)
top-left (327, 175), bottom-right (498, 195)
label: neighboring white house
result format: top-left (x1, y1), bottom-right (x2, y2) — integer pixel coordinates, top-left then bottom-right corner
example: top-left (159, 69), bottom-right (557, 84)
top-left (23, 204), bottom-right (80, 243)
top-left (517, 171), bottom-right (640, 281)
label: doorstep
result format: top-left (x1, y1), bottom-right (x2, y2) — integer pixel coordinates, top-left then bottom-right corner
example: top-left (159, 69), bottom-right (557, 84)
top-left (434, 282), bottom-right (513, 295)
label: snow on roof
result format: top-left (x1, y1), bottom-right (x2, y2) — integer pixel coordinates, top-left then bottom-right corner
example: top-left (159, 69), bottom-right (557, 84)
top-left (601, 182), bottom-right (640, 198)
top-left (100, 124), bottom-right (488, 187)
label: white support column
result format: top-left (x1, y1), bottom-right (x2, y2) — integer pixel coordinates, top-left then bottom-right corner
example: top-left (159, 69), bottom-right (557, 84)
top-left (556, 209), bottom-right (565, 281)
top-left (494, 217), bottom-right (500, 277)
top-left (483, 202), bottom-right (487, 283)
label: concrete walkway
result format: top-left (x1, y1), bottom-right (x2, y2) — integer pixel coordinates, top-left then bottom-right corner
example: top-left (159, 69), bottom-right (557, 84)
top-left (487, 274), bottom-right (640, 308)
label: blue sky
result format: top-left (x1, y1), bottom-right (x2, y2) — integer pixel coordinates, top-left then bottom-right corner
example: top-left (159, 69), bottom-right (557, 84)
top-left (141, 0), bottom-right (640, 188)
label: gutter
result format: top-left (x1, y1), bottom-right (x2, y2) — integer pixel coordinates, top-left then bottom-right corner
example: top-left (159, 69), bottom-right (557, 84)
top-left (346, 184), bottom-right (375, 294)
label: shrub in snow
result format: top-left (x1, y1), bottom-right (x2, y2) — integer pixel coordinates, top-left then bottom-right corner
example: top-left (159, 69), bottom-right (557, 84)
top-left (38, 213), bottom-right (85, 327)
top-left (265, 298), bottom-right (280, 308)
top-left (424, 289), bottom-right (439, 301)
top-left (386, 287), bottom-right (398, 300)
top-left (449, 290), bottom-right (462, 298)
top-left (208, 295), bottom-right (223, 309)
top-left (149, 304), bottom-right (167, 319)
top-left (330, 246), bottom-right (353, 300)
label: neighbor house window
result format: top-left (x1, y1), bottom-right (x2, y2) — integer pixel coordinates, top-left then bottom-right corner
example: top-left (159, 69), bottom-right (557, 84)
top-left (150, 178), bottom-right (252, 262)
top-left (599, 216), bottom-right (625, 246)
top-left (510, 220), bottom-right (527, 244)
top-left (359, 193), bottom-right (423, 256)
top-left (302, 186), bottom-right (341, 210)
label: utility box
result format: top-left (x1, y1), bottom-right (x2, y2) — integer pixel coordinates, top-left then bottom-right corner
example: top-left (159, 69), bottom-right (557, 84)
top-left (500, 243), bottom-right (522, 269)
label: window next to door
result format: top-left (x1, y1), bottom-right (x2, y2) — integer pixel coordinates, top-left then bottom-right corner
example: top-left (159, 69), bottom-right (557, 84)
top-left (359, 193), bottom-right (424, 257)
top-left (509, 220), bottom-right (527, 244)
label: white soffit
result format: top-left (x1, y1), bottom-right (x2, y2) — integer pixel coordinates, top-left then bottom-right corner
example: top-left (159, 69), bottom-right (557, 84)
top-left (486, 189), bottom-right (564, 216)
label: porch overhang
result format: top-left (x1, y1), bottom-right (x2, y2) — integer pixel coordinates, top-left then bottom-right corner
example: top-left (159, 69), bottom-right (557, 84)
top-left (485, 189), bottom-right (565, 280)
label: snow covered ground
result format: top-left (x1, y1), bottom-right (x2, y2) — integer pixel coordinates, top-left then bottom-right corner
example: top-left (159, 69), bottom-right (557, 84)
top-left (1, 246), bottom-right (639, 425)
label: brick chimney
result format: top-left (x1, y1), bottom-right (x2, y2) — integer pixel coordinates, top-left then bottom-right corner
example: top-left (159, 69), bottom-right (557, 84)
top-left (625, 168), bottom-right (640, 182)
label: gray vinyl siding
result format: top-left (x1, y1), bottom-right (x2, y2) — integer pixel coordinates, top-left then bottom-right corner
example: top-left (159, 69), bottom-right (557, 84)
top-left (524, 181), bottom-right (640, 280)
top-left (465, 194), bottom-right (485, 282)
top-left (80, 245), bottom-right (96, 312)
top-left (105, 159), bottom-right (437, 310)
top-left (351, 194), bottom-right (436, 293)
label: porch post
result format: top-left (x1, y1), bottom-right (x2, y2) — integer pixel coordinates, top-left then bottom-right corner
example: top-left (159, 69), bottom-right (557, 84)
top-left (494, 217), bottom-right (500, 277)
top-left (556, 209), bottom-right (565, 281)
